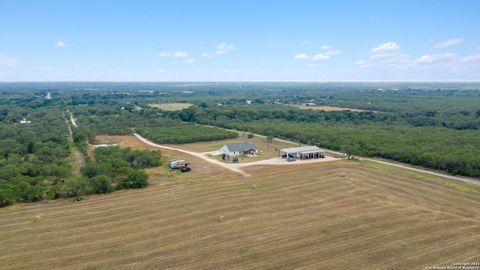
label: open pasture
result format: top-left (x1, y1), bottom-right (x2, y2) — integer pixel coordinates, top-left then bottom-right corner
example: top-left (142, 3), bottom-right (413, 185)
top-left (149, 103), bottom-right (193, 111)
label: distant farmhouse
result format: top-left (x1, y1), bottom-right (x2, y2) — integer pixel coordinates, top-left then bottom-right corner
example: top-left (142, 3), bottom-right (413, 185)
top-left (220, 143), bottom-right (257, 157)
top-left (280, 146), bottom-right (325, 160)
top-left (19, 117), bottom-right (31, 124)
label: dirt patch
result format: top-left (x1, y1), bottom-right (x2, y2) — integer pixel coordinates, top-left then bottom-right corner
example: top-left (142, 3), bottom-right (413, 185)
top-left (149, 103), bottom-right (193, 111)
top-left (69, 148), bottom-right (85, 176)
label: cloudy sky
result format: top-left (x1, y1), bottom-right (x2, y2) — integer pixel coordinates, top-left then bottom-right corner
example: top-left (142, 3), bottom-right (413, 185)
top-left (1, 0), bottom-right (480, 81)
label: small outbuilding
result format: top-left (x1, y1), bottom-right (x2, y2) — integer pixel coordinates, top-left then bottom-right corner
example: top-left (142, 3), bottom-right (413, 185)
top-left (220, 143), bottom-right (257, 157)
top-left (280, 146), bottom-right (325, 160)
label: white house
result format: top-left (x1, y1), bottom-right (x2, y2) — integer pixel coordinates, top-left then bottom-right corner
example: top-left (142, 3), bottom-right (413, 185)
top-left (20, 117), bottom-right (31, 124)
top-left (220, 143), bottom-right (257, 157)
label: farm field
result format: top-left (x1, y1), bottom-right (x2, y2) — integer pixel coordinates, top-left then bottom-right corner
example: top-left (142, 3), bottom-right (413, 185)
top-left (293, 105), bottom-right (369, 112)
top-left (1, 145), bottom-right (479, 269)
top-left (149, 103), bottom-right (193, 111)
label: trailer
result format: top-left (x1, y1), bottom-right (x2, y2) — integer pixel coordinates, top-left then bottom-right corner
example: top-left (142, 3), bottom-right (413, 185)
top-left (169, 159), bottom-right (191, 173)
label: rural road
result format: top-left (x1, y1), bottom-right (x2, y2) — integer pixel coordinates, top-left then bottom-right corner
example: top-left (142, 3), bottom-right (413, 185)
top-left (198, 125), bottom-right (480, 186)
top-left (67, 110), bottom-right (78, 128)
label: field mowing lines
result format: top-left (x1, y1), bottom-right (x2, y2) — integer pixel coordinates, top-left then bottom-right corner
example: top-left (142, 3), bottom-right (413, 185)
top-left (361, 177), bottom-right (480, 220)
top-left (394, 227), bottom-right (480, 262)
top-left (360, 164), bottom-right (480, 201)
top-left (2, 192), bottom-right (386, 268)
top-left (66, 209), bottom-right (378, 270)
top-left (1, 187), bottom-right (356, 257)
top-left (390, 231), bottom-right (480, 270)
top-left (39, 215), bottom-right (306, 268)
top-left (0, 181), bottom-right (255, 223)
top-left (200, 211), bottom-right (446, 269)
top-left (354, 167), bottom-right (480, 209)
top-left (291, 220), bottom-right (478, 269)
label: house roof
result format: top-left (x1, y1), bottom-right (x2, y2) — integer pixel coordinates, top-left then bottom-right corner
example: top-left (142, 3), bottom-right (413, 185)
top-left (280, 146), bottom-right (324, 153)
top-left (224, 143), bottom-right (257, 152)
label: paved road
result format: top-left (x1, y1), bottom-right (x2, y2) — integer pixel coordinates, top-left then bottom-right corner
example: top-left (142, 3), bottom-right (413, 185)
top-left (198, 125), bottom-right (480, 186)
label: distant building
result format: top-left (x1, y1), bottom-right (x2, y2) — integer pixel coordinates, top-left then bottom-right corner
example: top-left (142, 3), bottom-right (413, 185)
top-left (220, 143), bottom-right (257, 157)
top-left (280, 146), bottom-right (325, 160)
top-left (45, 92), bottom-right (52, 100)
top-left (303, 102), bottom-right (316, 106)
top-left (246, 100), bottom-right (252, 105)
top-left (20, 117), bottom-right (31, 124)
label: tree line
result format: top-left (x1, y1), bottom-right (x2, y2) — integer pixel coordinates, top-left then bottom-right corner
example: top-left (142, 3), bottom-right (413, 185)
top-left (174, 106), bottom-right (480, 178)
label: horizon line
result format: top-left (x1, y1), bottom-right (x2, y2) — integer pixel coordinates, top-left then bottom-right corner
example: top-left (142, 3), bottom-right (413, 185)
top-left (2, 80), bottom-right (480, 83)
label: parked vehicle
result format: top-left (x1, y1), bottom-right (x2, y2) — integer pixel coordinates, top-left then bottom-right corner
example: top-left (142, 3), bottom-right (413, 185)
top-left (169, 159), bottom-right (191, 173)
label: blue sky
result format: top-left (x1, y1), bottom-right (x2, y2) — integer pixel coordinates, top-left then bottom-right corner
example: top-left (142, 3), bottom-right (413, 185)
top-left (1, 0), bottom-right (480, 81)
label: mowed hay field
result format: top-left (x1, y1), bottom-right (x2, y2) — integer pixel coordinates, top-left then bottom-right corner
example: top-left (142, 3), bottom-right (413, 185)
top-left (149, 103), bottom-right (193, 111)
top-left (293, 105), bottom-right (368, 112)
top-left (1, 160), bottom-right (480, 269)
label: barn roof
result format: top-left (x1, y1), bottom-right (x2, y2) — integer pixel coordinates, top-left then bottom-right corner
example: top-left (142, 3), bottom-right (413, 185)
top-left (224, 143), bottom-right (257, 152)
top-left (280, 146), bottom-right (324, 153)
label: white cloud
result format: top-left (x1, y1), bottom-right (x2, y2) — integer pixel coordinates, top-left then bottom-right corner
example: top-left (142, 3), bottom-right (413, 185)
top-left (158, 50), bottom-right (188, 58)
top-left (369, 42), bottom-right (403, 61)
top-left (370, 42), bottom-right (399, 53)
top-left (202, 42), bottom-right (235, 58)
top-left (358, 42), bottom-right (413, 69)
top-left (156, 69), bottom-right (166, 74)
top-left (36, 66), bottom-right (53, 71)
top-left (185, 58), bottom-right (195, 64)
top-left (312, 54), bottom-right (331, 61)
top-left (217, 42), bottom-right (235, 51)
top-left (462, 54), bottom-right (480, 62)
top-left (434, 38), bottom-right (463, 49)
top-left (324, 50), bottom-right (341, 56)
top-left (294, 45), bottom-right (340, 63)
top-left (54, 41), bottom-right (68, 48)
top-left (0, 54), bottom-right (17, 67)
top-left (355, 60), bottom-right (365, 65)
top-left (415, 53), bottom-right (457, 64)
top-left (294, 53), bottom-right (310, 60)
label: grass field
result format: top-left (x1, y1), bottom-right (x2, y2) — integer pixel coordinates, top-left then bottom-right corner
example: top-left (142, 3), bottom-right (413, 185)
top-left (1, 138), bottom-right (480, 270)
top-left (149, 103), bottom-right (193, 111)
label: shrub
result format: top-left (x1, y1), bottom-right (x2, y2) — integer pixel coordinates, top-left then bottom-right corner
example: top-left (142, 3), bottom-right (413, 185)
top-left (0, 188), bottom-right (14, 207)
top-left (89, 175), bottom-right (114, 194)
top-left (65, 177), bottom-right (90, 200)
top-left (117, 170), bottom-right (148, 189)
